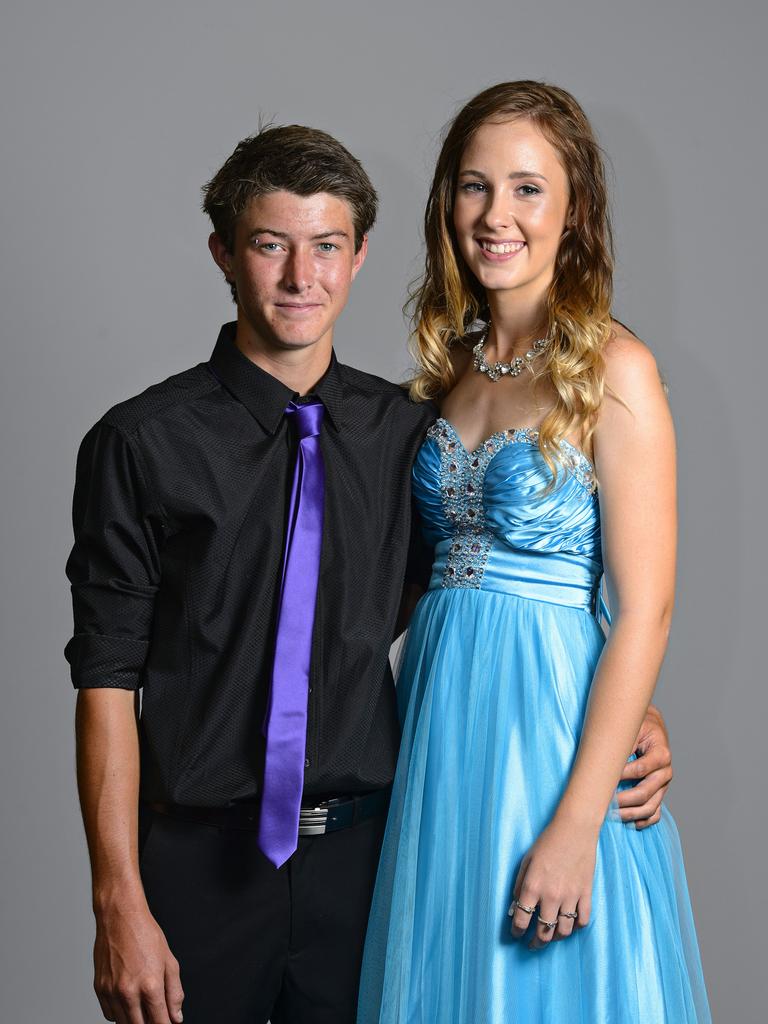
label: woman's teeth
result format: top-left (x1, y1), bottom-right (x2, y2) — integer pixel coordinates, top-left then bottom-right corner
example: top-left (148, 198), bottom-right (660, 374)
top-left (479, 241), bottom-right (525, 254)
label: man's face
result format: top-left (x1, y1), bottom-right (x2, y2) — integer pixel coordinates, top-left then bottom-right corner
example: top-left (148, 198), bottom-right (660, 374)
top-left (210, 190), bottom-right (367, 354)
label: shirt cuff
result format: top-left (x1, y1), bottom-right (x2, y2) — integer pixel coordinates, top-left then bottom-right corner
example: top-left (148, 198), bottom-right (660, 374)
top-left (65, 633), bottom-right (149, 690)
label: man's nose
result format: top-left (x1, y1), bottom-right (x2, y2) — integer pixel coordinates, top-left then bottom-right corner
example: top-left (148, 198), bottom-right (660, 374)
top-left (281, 248), bottom-right (313, 292)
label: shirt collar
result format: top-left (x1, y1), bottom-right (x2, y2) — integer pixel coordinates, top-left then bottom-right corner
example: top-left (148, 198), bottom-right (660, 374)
top-left (208, 322), bottom-right (343, 434)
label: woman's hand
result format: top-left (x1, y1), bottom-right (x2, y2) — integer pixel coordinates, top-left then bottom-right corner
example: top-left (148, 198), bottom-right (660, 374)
top-left (508, 814), bottom-right (598, 949)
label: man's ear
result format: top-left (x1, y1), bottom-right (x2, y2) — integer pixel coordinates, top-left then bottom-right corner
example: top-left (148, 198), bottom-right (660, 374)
top-left (351, 235), bottom-right (369, 281)
top-left (208, 232), bottom-right (234, 281)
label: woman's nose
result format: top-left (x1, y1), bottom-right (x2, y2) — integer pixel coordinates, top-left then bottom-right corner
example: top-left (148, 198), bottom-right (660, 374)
top-left (481, 188), bottom-right (515, 232)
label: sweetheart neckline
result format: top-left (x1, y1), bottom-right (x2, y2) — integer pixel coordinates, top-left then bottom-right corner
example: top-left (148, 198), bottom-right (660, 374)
top-left (434, 416), bottom-right (596, 474)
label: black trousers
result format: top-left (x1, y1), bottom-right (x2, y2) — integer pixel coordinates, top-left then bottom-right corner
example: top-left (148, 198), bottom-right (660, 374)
top-left (139, 803), bottom-right (387, 1024)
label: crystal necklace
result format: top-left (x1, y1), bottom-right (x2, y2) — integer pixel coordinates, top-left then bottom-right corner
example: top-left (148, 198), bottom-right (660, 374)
top-left (472, 322), bottom-right (549, 382)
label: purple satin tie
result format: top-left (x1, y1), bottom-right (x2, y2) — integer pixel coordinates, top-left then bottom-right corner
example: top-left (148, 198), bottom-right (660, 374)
top-left (258, 399), bottom-right (326, 868)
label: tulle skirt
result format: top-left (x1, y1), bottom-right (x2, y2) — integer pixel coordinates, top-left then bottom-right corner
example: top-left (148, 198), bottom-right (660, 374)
top-left (357, 587), bottom-right (711, 1023)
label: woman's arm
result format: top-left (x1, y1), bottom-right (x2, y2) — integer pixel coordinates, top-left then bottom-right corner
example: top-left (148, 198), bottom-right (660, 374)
top-left (509, 331), bottom-right (676, 948)
top-left (558, 332), bottom-right (676, 826)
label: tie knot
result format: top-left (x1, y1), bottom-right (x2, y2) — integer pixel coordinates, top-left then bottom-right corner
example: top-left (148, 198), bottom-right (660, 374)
top-left (286, 399), bottom-right (325, 440)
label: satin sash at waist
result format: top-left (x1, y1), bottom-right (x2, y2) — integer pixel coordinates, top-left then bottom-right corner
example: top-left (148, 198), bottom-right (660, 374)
top-left (428, 537), bottom-right (602, 612)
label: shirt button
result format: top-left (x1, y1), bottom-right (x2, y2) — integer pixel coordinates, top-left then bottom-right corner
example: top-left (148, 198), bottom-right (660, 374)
top-left (304, 759), bottom-right (311, 768)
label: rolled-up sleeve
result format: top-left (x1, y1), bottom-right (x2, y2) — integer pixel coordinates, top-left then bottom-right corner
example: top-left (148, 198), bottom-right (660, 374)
top-left (65, 420), bottom-right (165, 689)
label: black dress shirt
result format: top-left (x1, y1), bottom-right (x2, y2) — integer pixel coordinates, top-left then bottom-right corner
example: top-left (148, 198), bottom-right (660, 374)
top-left (65, 323), bottom-right (436, 806)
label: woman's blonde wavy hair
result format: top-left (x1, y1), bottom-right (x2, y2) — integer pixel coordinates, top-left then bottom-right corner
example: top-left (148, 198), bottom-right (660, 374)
top-left (409, 81), bottom-right (614, 474)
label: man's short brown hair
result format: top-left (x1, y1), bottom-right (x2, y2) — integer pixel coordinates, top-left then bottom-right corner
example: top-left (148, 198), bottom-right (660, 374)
top-left (202, 124), bottom-right (378, 258)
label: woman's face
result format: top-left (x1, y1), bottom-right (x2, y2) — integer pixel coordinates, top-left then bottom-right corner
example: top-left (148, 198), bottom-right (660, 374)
top-left (453, 118), bottom-right (572, 306)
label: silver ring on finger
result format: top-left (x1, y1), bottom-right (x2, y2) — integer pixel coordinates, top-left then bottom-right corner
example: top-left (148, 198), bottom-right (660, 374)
top-left (558, 910), bottom-right (578, 920)
top-left (537, 916), bottom-right (558, 930)
top-left (509, 899), bottom-right (536, 915)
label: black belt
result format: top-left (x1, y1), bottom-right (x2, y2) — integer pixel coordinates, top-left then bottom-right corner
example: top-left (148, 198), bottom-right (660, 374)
top-left (146, 787), bottom-right (391, 837)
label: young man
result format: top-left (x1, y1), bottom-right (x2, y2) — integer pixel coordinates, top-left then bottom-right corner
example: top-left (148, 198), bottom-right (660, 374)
top-left (66, 126), bottom-right (674, 1024)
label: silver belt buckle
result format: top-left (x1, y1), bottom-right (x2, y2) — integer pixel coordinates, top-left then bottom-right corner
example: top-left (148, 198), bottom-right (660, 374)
top-left (298, 804), bottom-right (330, 836)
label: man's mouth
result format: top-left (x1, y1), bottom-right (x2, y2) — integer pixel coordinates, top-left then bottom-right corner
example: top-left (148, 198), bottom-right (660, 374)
top-left (275, 302), bottom-right (322, 314)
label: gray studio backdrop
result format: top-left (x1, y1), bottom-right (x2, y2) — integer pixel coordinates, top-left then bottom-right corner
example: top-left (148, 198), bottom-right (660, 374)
top-left (1, 0), bottom-right (764, 1019)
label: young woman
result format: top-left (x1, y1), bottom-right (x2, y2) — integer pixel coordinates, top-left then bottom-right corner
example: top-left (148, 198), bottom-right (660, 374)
top-left (357, 82), bottom-right (711, 1023)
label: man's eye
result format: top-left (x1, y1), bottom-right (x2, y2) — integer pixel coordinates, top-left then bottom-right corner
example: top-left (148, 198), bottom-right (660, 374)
top-left (318, 243), bottom-right (338, 252)
top-left (260, 242), bottom-right (282, 251)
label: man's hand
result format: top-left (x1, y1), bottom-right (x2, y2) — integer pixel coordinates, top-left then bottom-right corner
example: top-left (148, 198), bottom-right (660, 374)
top-left (76, 690), bottom-right (183, 1023)
top-left (617, 704), bottom-right (672, 829)
top-left (94, 896), bottom-right (184, 1024)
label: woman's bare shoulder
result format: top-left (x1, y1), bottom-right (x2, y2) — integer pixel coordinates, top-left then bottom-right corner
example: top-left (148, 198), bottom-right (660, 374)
top-left (596, 320), bottom-right (671, 446)
top-left (604, 320), bottom-right (661, 392)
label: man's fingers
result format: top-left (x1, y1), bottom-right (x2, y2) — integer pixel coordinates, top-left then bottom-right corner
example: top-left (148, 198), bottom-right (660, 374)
top-left (103, 984), bottom-right (159, 1024)
top-left (124, 998), bottom-right (148, 1024)
top-left (617, 771), bottom-right (668, 807)
top-left (111, 999), bottom-right (143, 1024)
top-left (620, 756), bottom-right (649, 780)
top-left (621, 783), bottom-right (669, 822)
top-left (107, 997), bottom-right (132, 1024)
top-left (617, 779), bottom-right (654, 806)
top-left (635, 806), bottom-right (663, 830)
top-left (620, 797), bottom-right (661, 823)
top-left (621, 747), bottom-right (671, 779)
top-left (632, 706), bottom-right (670, 753)
top-left (99, 983), bottom-right (171, 1024)
top-left (142, 988), bottom-right (173, 1024)
top-left (95, 992), bottom-right (116, 1022)
top-left (165, 962), bottom-right (185, 1024)
top-left (619, 782), bottom-right (670, 822)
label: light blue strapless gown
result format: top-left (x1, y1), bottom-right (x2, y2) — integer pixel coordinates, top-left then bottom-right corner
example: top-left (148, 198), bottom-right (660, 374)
top-left (357, 418), bottom-right (711, 1023)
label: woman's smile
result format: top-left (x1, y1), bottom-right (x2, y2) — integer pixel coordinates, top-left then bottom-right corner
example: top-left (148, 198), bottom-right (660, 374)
top-left (476, 238), bottom-right (527, 259)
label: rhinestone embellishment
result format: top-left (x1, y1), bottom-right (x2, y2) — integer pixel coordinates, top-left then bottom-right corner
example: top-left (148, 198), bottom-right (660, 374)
top-left (472, 322), bottom-right (550, 382)
top-left (427, 418), bottom-right (596, 590)
top-left (429, 422), bottom-right (535, 588)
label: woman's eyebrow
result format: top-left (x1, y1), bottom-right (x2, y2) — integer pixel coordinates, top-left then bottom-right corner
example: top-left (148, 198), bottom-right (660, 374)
top-left (458, 168), bottom-right (549, 182)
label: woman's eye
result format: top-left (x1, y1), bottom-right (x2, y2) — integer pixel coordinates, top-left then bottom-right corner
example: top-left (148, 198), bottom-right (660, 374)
top-left (517, 184), bottom-right (541, 196)
top-left (460, 181), bottom-right (487, 193)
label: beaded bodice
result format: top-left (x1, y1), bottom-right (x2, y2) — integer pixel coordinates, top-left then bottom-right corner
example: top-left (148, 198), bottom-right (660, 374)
top-left (413, 418), bottom-right (602, 605)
